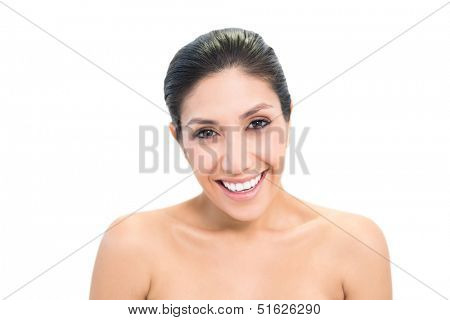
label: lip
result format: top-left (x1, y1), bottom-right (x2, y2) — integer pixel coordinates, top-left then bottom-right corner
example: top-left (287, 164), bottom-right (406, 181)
top-left (214, 169), bottom-right (269, 201)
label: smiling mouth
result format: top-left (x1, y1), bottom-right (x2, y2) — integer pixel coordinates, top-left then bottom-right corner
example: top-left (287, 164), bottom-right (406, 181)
top-left (214, 169), bottom-right (269, 193)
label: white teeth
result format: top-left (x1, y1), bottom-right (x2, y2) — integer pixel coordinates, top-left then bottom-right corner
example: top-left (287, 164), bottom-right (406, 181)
top-left (221, 172), bottom-right (263, 193)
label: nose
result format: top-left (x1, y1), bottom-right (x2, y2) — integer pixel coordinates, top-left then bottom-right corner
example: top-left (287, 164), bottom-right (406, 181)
top-left (221, 128), bottom-right (251, 175)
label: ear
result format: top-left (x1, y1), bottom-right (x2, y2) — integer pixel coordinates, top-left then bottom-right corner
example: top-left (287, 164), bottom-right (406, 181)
top-left (169, 121), bottom-right (186, 151)
top-left (286, 101), bottom-right (293, 148)
top-left (169, 122), bottom-right (178, 142)
top-left (169, 121), bottom-right (190, 162)
top-left (286, 124), bottom-right (291, 149)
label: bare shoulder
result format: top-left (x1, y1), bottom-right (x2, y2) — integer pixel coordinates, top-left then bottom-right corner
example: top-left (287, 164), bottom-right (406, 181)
top-left (301, 201), bottom-right (388, 247)
top-left (305, 202), bottom-right (392, 299)
top-left (89, 207), bottom-right (175, 300)
top-left (331, 209), bottom-right (390, 261)
top-left (104, 208), bottom-right (171, 242)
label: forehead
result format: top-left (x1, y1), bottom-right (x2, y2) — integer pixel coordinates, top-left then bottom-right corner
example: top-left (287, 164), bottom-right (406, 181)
top-left (180, 68), bottom-right (280, 123)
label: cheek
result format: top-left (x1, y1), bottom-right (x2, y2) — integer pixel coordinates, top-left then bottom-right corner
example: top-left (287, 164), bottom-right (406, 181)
top-left (183, 141), bottom-right (220, 174)
top-left (248, 128), bottom-right (288, 169)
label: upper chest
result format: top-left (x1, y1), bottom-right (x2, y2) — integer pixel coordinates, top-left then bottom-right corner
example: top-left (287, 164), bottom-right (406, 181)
top-left (146, 221), bottom-right (345, 299)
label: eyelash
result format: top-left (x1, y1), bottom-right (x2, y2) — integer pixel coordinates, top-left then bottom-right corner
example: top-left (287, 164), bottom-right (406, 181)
top-left (193, 118), bottom-right (271, 139)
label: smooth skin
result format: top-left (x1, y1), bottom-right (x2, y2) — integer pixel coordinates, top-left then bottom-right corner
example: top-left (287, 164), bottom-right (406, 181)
top-left (89, 68), bottom-right (392, 299)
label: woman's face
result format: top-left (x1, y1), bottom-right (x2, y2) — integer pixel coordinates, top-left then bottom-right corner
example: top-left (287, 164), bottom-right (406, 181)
top-left (170, 67), bottom-right (291, 222)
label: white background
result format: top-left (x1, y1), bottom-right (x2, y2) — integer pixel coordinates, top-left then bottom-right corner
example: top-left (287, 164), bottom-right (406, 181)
top-left (0, 0), bottom-right (449, 301)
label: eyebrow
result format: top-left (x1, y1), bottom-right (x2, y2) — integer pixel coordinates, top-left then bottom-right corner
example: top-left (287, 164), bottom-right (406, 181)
top-left (185, 103), bottom-right (273, 126)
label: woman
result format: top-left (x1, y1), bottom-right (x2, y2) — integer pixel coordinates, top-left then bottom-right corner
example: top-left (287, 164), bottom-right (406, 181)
top-left (89, 27), bottom-right (392, 300)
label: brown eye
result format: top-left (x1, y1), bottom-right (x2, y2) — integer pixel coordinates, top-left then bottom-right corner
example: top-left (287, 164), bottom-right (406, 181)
top-left (248, 119), bottom-right (270, 129)
top-left (195, 129), bottom-right (217, 139)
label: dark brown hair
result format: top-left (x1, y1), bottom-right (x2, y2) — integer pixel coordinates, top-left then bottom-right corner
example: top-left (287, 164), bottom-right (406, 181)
top-left (164, 27), bottom-right (291, 141)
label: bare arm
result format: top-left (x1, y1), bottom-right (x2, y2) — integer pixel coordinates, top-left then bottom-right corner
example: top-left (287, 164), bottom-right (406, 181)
top-left (89, 215), bottom-right (152, 299)
top-left (340, 215), bottom-right (393, 299)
